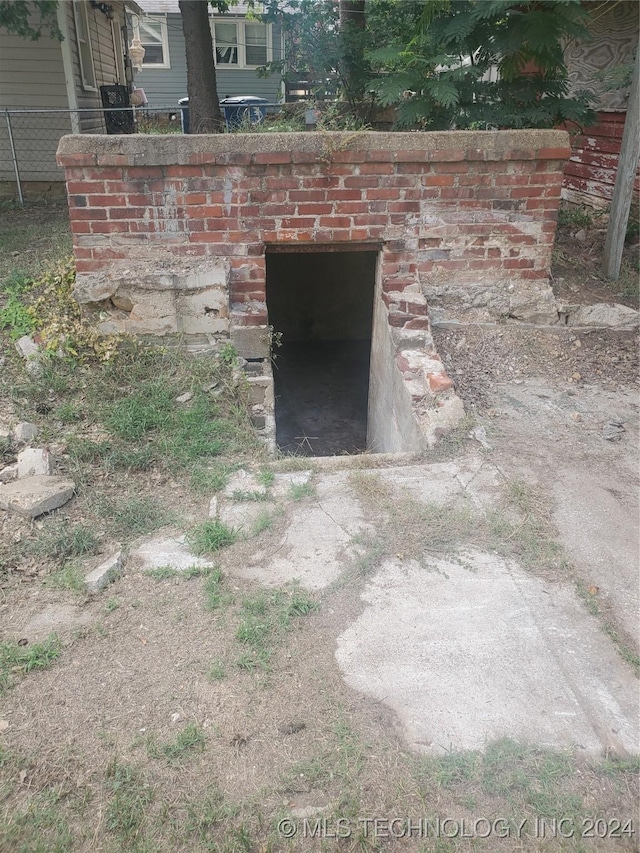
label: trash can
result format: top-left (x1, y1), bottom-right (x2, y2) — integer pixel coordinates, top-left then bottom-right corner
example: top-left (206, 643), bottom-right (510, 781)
top-left (178, 96), bottom-right (190, 134)
top-left (220, 96), bottom-right (268, 130)
top-left (178, 95), bottom-right (268, 133)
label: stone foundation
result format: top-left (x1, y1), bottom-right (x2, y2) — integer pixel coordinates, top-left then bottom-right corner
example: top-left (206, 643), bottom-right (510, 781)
top-left (57, 130), bottom-right (570, 452)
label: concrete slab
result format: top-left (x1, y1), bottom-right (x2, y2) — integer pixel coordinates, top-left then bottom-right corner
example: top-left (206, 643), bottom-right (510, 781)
top-left (130, 534), bottom-right (214, 572)
top-left (335, 550), bottom-right (639, 756)
top-left (553, 469), bottom-right (639, 650)
top-left (0, 476), bottom-right (74, 518)
top-left (236, 471), bottom-right (370, 590)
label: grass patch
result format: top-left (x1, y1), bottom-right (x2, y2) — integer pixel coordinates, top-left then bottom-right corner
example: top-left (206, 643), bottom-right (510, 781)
top-left (189, 463), bottom-right (232, 495)
top-left (105, 759), bottom-right (154, 846)
top-left (0, 634), bottom-right (61, 695)
top-left (147, 722), bottom-right (206, 764)
top-left (187, 520), bottom-right (237, 555)
top-left (48, 560), bottom-right (85, 593)
top-left (0, 789), bottom-right (73, 853)
top-left (203, 567), bottom-right (230, 611)
top-left (348, 473), bottom-right (567, 580)
top-left (207, 659), bottom-right (227, 681)
top-left (234, 586), bottom-right (316, 671)
top-left (92, 494), bottom-right (174, 540)
top-left (24, 520), bottom-right (100, 562)
top-left (288, 480), bottom-right (316, 501)
top-left (413, 738), bottom-right (582, 824)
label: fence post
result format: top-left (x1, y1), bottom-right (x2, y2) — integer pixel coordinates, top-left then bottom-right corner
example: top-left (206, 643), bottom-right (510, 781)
top-left (4, 109), bottom-right (24, 208)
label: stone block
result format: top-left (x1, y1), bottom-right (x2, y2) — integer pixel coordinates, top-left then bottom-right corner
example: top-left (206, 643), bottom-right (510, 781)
top-left (12, 422), bottom-right (38, 445)
top-left (177, 286), bottom-right (229, 335)
top-left (0, 476), bottom-right (74, 518)
top-left (17, 448), bottom-right (53, 479)
top-left (230, 325), bottom-right (271, 359)
top-left (85, 551), bottom-right (123, 593)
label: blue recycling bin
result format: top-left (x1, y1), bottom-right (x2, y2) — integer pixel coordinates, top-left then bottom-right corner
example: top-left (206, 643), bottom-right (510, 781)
top-left (178, 96), bottom-right (268, 133)
top-left (220, 96), bottom-right (268, 129)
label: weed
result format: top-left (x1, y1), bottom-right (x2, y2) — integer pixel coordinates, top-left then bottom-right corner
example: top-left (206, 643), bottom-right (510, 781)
top-left (147, 722), bottom-right (206, 764)
top-left (288, 480), bottom-right (317, 501)
top-left (92, 494), bottom-right (174, 540)
top-left (105, 760), bottom-right (154, 844)
top-left (231, 489), bottom-right (269, 502)
top-left (48, 560), bottom-right (85, 593)
top-left (0, 789), bottom-right (73, 852)
top-left (557, 204), bottom-right (593, 230)
top-left (26, 520), bottom-right (100, 562)
top-left (189, 463), bottom-right (231, 494)
top-left (145, 564), bottom-right (209, 582)
top-left (207, 659), bottom-right (227, 681)
top-left (203, 568), bottom-right (227, 611)
top-left (251, 509), bottom-right (278, 536)
top-left (0, 634), bottom-right (61, 695)
top-left (56, 401), bottom-right (82, 424)
top-left (188, 520), bottom-right (237, 555)
top-left (234, 587), bottom-right (316, 670)
top-left (104, 598), bottom-right (120, 613)
top-left (256, 469), bottom-right (275, 488)
top-left (0, 278), bottom-right (36, 340)
top-left (218, 342), bottom-right (238, 366)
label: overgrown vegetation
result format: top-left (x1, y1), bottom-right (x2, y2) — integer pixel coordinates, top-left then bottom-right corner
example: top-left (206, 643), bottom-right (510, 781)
top-left (0, 634), bottom-right (61, 695)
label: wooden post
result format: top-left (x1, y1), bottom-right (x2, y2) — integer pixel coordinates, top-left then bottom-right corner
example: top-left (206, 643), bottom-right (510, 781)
top-left (603, 47), bottom-right (640, 280)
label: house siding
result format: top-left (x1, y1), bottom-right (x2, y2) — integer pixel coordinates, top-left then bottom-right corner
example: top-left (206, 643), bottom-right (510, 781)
top-left (0, 0), bottom-right (129, 187)
top-left (134, 14), bottom-right (283, 107)
top-left (0, 19), bottom-right (69, 183)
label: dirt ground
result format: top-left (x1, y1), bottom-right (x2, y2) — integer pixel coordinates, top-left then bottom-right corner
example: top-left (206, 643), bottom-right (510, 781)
top-left (0, 203), bottom-right (638, 852)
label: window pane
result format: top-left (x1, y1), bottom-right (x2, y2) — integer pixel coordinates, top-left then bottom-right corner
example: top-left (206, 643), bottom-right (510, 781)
top-left (142, 44), bottom-right (164, 64)
top-left (245, 23), bottom-right (267, 66)
top-left (215, 22), bottom-right (238, 64)
top-left (140, 20), bottom-right (163, 44)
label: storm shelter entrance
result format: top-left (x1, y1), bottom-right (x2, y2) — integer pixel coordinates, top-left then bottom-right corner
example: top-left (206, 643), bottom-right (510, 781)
top-left (265, 248), bottom-right (377, 457)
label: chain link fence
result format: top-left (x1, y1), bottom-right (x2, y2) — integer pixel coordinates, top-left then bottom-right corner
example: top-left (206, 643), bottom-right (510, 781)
top-left (0, 104), bottom-right (284, 206)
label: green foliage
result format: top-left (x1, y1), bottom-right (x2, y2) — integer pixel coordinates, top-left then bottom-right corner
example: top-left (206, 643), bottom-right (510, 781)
top-left (367, 0), bottom-right (595, 130)
top-left (187, 520), bottom-right (237, 555)
top-left (0, 0), bottom-right (62, 40)
top-left (0, 276), bottom-right (36, 340)
top-left (0, 634), bottom-right (61, 695)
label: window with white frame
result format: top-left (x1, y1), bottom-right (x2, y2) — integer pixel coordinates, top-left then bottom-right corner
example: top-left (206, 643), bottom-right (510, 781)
top-left (136, 15), bottom-right (170, 68)
top-left (73, 1), bottom-right (96, 90)
top-left (212, 19), bottom-right (271, 69)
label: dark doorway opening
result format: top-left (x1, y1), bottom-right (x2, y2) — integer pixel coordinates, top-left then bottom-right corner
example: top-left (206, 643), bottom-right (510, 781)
top-left (266, 249), bottom-right (377, 456)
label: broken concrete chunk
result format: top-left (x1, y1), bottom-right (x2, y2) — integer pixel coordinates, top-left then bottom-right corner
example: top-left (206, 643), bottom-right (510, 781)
top-left (17, 448), bottom-right (53, 479)
top-left (12, 422), bottom-right (38, 445)
top-left (569, 303), bottom-right (640, 329)
top-left (175, 391), bottom-right (194, 404)
top-left (130, 534), bottom-right (214, 572)
top-left (0, 476), bottom-right (74, 518)
top-left (0, 426), bottom-right (11, 443)
top-left (15, 335), bottom-right (39, 360)
top-left (85, 551), bottom-right (123, 593)
top-left (0, 464), bottom-right (18, 484)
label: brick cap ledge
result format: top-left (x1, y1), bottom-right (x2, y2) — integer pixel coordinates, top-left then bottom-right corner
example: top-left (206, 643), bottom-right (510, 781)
top-left (57, 129), bottom-right (570, 168)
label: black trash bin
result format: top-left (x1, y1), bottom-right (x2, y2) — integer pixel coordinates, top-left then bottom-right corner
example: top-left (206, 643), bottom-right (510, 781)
top-left (220, 96), bottom-right (268, 129)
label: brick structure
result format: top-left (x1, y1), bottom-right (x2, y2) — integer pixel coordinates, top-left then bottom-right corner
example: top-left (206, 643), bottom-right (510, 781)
top-left (57, 130), bottom-right (570, 451)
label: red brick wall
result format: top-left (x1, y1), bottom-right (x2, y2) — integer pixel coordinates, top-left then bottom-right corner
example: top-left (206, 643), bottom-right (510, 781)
top-left (563, 112), bottom-right (640, 209)
top-left (57, 131), bottom-right (570, 330)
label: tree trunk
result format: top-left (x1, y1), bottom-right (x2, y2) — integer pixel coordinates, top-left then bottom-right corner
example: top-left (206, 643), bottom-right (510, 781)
top-left (179, 0), bottom-right (224, 133)
top-left (338, 0), bottom-right (366, 105)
